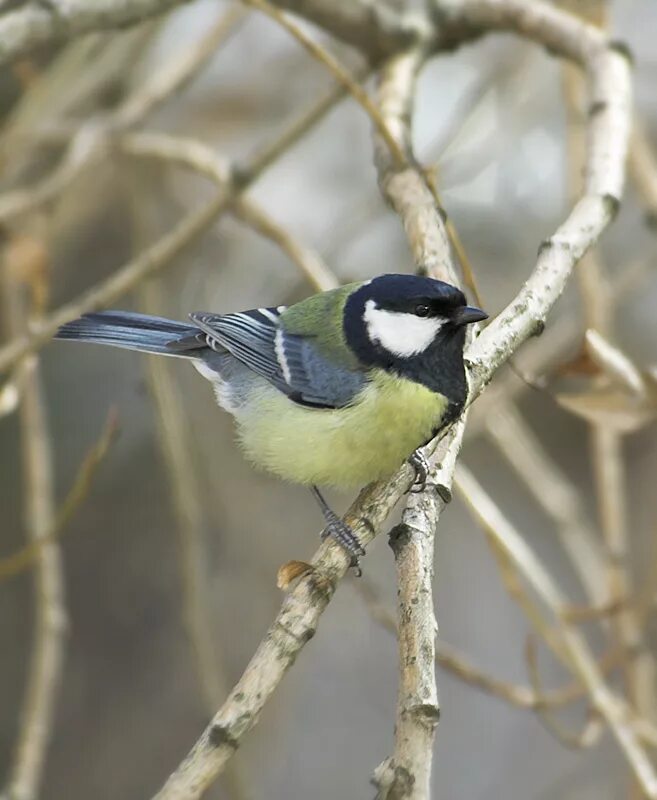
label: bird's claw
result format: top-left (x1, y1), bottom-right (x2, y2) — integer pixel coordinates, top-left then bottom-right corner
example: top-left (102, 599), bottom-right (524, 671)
top-left (320, 512), bottom-right (365, 576)
top-left (407, 450), bottom-right (430, 493)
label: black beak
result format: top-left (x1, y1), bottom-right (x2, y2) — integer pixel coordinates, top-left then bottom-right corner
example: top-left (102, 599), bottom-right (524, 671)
top-left (452, 305), bottom-right (488, 327)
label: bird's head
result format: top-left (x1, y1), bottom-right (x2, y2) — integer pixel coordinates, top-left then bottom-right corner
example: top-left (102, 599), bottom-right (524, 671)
top-left (343, 274), bottom-right (487, 400)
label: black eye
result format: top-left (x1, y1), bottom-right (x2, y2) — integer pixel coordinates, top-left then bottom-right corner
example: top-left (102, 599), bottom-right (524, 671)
top-left (414, 304), bottom-right (431, 317)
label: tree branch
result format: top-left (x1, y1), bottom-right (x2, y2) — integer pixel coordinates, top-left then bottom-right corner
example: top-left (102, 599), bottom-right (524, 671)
top-left (1, 243), bottom-right (67, 800)
top-left (0, 0), bottom-right (428, 66)
top-left (0, 76), bottom-right (354, 375)
top-left (370, 45), bottom-right (459, 799)
top-left (454, 464), bottom-right (657, 797)
top-left (0, 0), bottom-right (190, 66)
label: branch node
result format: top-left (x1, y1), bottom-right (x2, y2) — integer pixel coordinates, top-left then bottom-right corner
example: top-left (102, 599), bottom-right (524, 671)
top-left (208, 724), bottom-right (240, 751)
top-left (436, 483), bottom-right (452, 504)
top-left (602, 193), bottom-right (621, 220)
top-left (388, 523), bottom-right (411, 555)
top-left (608, 40), bottom-right (635, 65)
top-left (588, 100), bottom-right (608, 118)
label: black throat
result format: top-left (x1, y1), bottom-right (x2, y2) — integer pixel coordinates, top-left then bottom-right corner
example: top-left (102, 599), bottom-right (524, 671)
top-left (344, 305), bottom-right (468, 411)
top-left (395, 327), bottom-right (468, 410)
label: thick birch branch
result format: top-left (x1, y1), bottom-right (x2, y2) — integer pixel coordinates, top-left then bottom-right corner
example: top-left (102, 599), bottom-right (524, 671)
top-left (371, 46), bottom-right (459, 800)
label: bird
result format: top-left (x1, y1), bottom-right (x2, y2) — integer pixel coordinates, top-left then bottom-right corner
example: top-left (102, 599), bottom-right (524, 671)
top-left (55, 273), bottom-right (487, 567)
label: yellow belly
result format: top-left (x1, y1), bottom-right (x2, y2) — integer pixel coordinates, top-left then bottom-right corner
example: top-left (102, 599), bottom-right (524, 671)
top-left (236, 371), bottom-right (448, 489)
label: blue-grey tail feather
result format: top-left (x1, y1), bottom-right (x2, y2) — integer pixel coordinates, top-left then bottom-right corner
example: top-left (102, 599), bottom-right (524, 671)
top-left (55, 311), bottom-right (204, 357)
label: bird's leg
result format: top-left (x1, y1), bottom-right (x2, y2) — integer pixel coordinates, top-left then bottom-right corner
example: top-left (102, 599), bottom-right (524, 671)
top-left (407, 449), bottom-right (430, 493)
top-left (310, 485), bottom-right (365, 573)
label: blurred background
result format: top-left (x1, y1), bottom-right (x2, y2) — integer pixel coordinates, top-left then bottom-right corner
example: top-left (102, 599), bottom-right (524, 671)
top-left (1, 1), bottom-right (657, 798)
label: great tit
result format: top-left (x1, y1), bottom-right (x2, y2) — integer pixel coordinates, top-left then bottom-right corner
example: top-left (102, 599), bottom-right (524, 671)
top-left (55, 274), bottom-right (487, 563)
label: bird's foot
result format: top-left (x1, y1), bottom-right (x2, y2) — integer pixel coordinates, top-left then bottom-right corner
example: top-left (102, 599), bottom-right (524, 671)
top-left (407, 449), bottom-right (430, 493)
top-left (311, 485), bottom-right (365, 575)
top-left (320, 511), bottom-right (365, 576)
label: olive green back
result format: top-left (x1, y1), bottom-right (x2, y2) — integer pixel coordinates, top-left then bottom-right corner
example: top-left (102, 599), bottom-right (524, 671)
top-left (280, 282), bottom-right (362, 368)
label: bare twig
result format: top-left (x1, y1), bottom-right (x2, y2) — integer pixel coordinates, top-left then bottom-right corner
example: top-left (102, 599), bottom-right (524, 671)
top-left (0, 411), bottom-right (118, 581)
top-left (232, 200), bottom-right (339, 292)
top-left (455, 465), bottom-right (657, 797)
top-left (126, 161), bottom-right (250, 799)
top-left (560, 0), bottom-right (656, 733)
top-left (630, 119), bottom-right (657, 225)
top-left (354, 577), bottom-right (644, 712)
top-left (0, 0), bottom-right (428, 66)
top-left (484, 404), bottom-right (608, 604)
top-left (525, 635), bottom-right (604, 750)
top-left (244, 0), bottom-right (406, 167)
top-left (1, 248), bottom-right (66, 800)
top-left (0, 5), bottom-right (246, 223)
top-left (0, 77), bottom-right (356, 374)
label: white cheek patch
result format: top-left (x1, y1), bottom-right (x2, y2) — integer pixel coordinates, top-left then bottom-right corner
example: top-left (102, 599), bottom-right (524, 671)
top-left (363, 300), bottom-right (444, 357)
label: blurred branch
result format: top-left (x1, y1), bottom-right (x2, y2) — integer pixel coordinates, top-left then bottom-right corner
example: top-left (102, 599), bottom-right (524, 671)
top-left (245, 0), bottom-right (407, 167)
top-left (484, 404), bottom-right (608, 604)
top-left (1, 244), bottom-right (66, 800)
top-left (139, 280), bottom-right (251, 800)
top-left (0, 410), bottom-right (118, 581)
top-left (126, 148), bottom-right (251, 798)
top-left (0, 76), bottom-right (354, 374)
top-left (630, 119), bottom-right (657, 226)
top-left (355, 576), bottom-right (636, 713)
top-left (455, 465), bottom-right (657, 797)
top-left (0, 0), bottom-right (429, 66)
top-left (560, 0), bottom-right (656, 740)
top-left (525, 635), bottom-right (604, 750)
top-left (0, 0), bottom-right (192, 66)
top-left (261, 0), bottom-right (431, 58)
top-left (112, 5), bottom-right (248, 129)
top-left (0, 5), bottom-right (246, 223)
top-left (231, 200), bottom-right (340, 292)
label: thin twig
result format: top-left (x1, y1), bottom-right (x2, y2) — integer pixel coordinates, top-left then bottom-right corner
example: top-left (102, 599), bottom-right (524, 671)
top-left (232, 199), bottom-right (340, 292)
top-left (127, 164), bottom-right (251, 798)
top-left (1, 246), bottom-right (67, 800)
top-left (0, 0), bottom-right (428, 66)
top-left (525, 635), bottom-right (604, 750)
top-left (243, 0), bottom-right (406, 167)
top-left (560, 1), bottom-right (656, 730)
top-left (0, 411), bottom-right (118, 581)
top-left (0, 5), bottom-right (247, 224)
top-left (0, 78), bottom-right (356, 374)
top-left (455, 465), bottom-right (657, 797)
top-left (484, 404), bottom-right (608, 605)
top-left (354, 576), bottom-right (645, 712)
top-left (629, 119), bottom-right (657, 225)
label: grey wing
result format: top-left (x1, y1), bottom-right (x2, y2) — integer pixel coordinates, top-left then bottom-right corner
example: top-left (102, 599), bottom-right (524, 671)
top-left (190, 308), bottom-right (366, 409)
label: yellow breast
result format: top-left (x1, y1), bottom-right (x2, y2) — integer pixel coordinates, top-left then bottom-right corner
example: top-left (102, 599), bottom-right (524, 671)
top-left (235, 371), bottom-right (448, 489)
